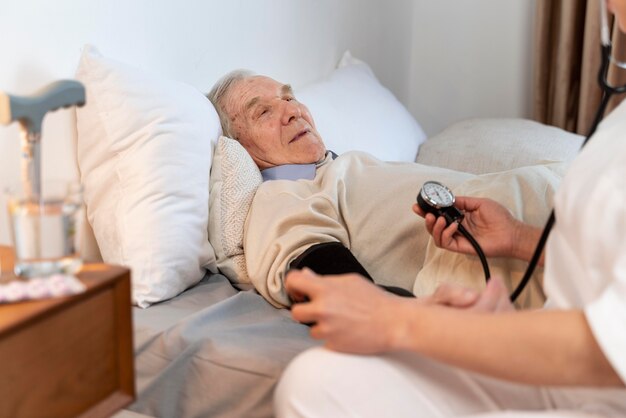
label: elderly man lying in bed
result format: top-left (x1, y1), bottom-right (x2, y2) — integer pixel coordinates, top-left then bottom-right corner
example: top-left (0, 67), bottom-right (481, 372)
top-left (207, 70), bottom-right (564, 309)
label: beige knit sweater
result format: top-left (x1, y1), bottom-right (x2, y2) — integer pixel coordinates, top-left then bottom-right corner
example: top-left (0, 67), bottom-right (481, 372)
top-left (245, 151), bottom-right (565, 308)
top-left (245, 152), bottom-right (470, 307)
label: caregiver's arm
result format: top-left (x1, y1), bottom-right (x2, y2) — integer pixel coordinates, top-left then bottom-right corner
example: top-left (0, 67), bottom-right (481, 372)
top-left (397, 303), bottom-right (621, 387)
top-left (287, 270), bottom-right (623, 387)
top-left (413, 196), bottom-right (546, 266)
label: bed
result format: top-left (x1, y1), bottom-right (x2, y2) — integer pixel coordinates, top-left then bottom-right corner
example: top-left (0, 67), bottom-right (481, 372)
top-left (73, 47), bottom-right (584, 417)
top-left (131, 274), bottom-right (317, 418)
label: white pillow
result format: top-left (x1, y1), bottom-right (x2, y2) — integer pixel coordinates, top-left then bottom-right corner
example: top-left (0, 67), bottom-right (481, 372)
top-left (415, 118), bottom-right (584, 174)
top-left (75, 46), bottom-right (220, 308)
top-left (208, 136), bottom-right (262, 287)
top-left (295, 51), bottom-right (426, 162)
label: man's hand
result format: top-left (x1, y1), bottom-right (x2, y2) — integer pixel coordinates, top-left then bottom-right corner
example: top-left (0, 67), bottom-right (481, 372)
top-left (425, 276), bottom-right (514, 313)
top-left (286, 269), bottom-right (513, 354)
top-left (413, 196), bottom-right (523, 259)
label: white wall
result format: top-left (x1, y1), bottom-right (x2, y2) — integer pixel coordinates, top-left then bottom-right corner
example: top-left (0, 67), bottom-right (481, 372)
top-left (0, 0), bottom-right (533, 245)
top-left (0, 0), bottom-right (413, 244)
top-left (409, 0), bottom-right (535, 136)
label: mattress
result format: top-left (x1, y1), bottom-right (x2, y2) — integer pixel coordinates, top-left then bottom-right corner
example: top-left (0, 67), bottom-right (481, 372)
top-left (128, 273), bottom-right (318, 418)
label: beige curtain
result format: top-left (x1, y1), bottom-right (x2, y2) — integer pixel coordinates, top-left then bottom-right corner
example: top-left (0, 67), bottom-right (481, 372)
top-left (534, 0), bottom-right (626, 135)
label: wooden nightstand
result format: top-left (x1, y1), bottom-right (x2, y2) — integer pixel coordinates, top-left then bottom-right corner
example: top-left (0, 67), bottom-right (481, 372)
top-left (0, 246), bottom-right (135, 418)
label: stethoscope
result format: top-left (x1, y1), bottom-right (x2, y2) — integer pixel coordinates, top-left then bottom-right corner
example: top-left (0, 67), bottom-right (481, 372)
top-left (600, 0), bottom-right (626, 95)
top-left (418, 0), bottom-right (626, 303)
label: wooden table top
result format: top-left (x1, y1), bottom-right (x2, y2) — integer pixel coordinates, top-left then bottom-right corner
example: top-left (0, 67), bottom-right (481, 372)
top-left (0, 247), bottom-right (134, 418)
top-left (0, 245), bottom-right (130, 335)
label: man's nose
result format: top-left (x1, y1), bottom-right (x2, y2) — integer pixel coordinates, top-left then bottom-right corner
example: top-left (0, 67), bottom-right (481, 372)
top-left (282, 100), bottom-right (301, 124)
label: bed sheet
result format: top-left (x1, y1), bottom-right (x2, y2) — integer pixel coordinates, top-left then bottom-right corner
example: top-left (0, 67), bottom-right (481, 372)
top-left (128, 273), bottom-right (318, 418)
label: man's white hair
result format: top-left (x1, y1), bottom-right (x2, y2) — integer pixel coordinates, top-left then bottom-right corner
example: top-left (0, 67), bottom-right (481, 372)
top-left (207, 69), bottom-right (255, 139)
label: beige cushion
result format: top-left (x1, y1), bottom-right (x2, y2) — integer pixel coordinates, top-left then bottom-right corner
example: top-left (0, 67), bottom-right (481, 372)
top-left (414, 162), bottom-right (568, 309)
top-left (208, 137), bottom-right (262, 286)
top-left (416, 118), bottom-right (583, 174)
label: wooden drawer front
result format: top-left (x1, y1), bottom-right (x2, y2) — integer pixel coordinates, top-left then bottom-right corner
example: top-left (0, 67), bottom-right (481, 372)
top-left (0, 288), bottom-right (128, 417)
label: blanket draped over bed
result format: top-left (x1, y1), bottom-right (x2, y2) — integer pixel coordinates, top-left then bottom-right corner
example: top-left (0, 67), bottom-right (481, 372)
top-left (245, 151), bottom-right (566, 308)
top-left (132, 273), bottom-right (318, 417)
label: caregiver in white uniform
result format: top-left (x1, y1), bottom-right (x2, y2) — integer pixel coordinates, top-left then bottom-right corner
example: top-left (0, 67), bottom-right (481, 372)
top-left (274, 1), bottom-right (626, 416)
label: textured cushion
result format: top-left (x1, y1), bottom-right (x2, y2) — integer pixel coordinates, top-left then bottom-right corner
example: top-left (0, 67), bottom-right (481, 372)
top-left (208, 136), bottom-right (262, 286)
top-left (415, 118), bottom-right (584, 174)
top-left (75, 45), bottom-right (221, 308)
top-left (295, 51), bottom-right (426, 162)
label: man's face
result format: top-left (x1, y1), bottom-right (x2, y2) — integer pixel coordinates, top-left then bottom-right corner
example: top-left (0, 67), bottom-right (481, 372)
top-left (224, 76), bottom-right (326, 169)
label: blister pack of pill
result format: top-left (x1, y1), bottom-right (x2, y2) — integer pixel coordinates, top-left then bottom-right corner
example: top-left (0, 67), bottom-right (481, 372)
top-left (0, 275), bottom-right (86, 304)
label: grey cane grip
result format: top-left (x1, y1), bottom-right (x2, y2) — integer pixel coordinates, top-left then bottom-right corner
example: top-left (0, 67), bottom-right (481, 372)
top-left (0, 80), bottom-right (86, 134)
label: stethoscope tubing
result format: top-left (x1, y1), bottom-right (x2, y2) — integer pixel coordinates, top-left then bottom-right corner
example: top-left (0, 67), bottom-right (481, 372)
top-left (509, 45), bottom-right (622, 302)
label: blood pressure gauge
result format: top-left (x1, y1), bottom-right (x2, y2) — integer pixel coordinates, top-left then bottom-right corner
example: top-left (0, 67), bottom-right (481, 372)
top-left (417, 181), bottom-right (464, 225)
top-left (416, 180), bottom-right (491, 282)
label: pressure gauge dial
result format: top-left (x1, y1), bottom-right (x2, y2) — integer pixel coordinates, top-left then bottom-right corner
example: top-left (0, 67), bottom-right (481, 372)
top-left (417, 181), bottom-right (464, 225)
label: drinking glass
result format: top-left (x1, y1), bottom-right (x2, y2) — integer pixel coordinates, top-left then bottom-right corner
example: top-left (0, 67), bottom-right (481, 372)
top-left (6, 180), bottom-right (84, 277)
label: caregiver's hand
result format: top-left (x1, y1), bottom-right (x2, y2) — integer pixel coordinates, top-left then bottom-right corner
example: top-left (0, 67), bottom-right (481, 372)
top-left (286, 269), bottom-right (512, 354)
top-left (287, 269), bottom-right (405, 354)
top-left (413, 196), bottom-right (522, 259)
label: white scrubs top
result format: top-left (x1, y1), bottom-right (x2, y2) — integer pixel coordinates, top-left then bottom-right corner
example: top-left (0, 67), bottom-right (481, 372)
top-left (544, 99), bottom-right (626, 384)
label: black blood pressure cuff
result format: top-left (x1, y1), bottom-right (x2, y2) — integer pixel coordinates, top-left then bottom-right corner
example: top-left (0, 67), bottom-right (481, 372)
top-left (290, 242), bottom-right (374, 279)
top-left (289, 242), bottom-right (414, 298)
